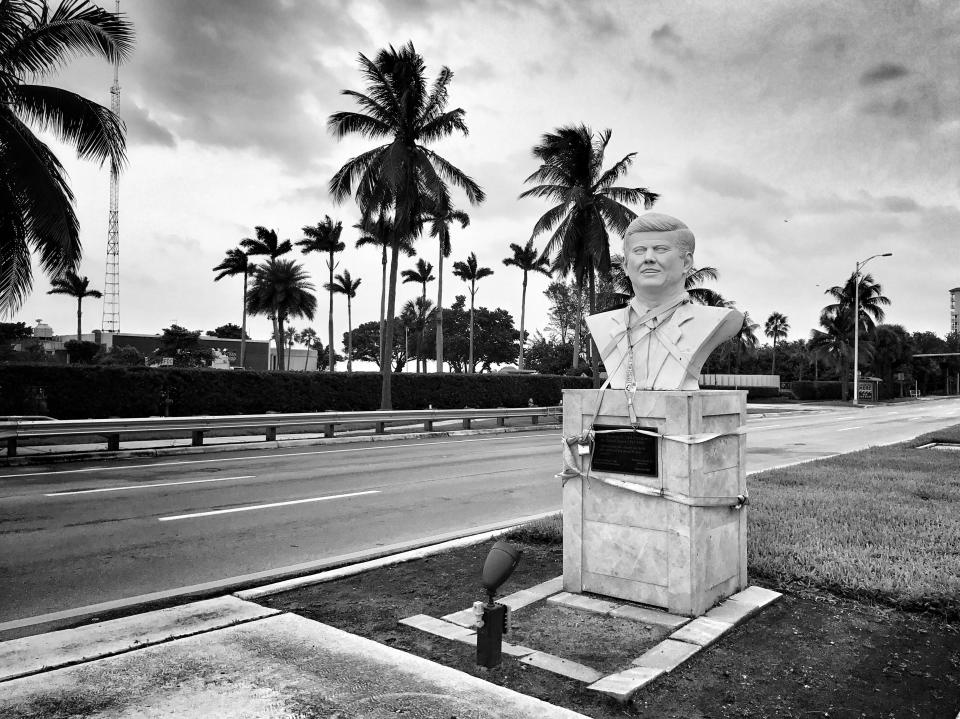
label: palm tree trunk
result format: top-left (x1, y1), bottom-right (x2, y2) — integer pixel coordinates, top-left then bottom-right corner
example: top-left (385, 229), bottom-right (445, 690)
top-left (304, 344), bottom-right (310, 371)
top-left (572, 279), bottom-right (582, 370)
top-left (518, 272), bottom-right (527, 371)
top-left (271, 314), bottom-right (281, 370)
top-left (379, 246), bottom-right (387, 369)
top-left (346, 298), bottom-right (353, 371)
top-left (771, 339), bottom-right (777, 375)
top-left (589, 269), bottom-right (600, 388)
top-left (468, 286), bottom-right (475, 374)
top-left (381, 240), bottom-right (402, 409)
top-left (276, 311), bottom-right (285, 371)
top-left (417, 286), bottom-right (426, 372)
top-left (76, 297), bottom-right (82, 341)
top-left (436, 249), bottom-right (444, 373)
top-left (240, 269), bottom-right (248, 368)
top-left (328, 251), bottom-right (335, 372)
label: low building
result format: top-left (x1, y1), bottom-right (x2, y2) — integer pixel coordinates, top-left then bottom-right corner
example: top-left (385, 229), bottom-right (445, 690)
top-left (93, 331), bottom-right (271, 370)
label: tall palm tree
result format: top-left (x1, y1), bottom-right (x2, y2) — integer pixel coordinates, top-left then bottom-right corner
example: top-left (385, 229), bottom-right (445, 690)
top-left (764, 311), bottom-right (790, 375)
top-left (326, 269), bottom-right (361, 371)
top-left (354, 214), bottom-right (415, 370)
top-left (46, 270), bottom-right (101, 340)
top-left (212, 248), bottom-right (256, 368)
top-left (503, 239), bottom-right (551, 370)
top-left (1, 0), bottom-right (133, 313)
top-left (809, 312), bottom-right (863, 400)
top-left (401, 258), bottom-right (435, 372)
top-left (297, 216), bottom-right (344, 373)
top-left (520, 125), bottom-right (658, 383)
top-left (240, 226), bottom-right (291, 359)
top-left (452, 252), bottom-right (493, 374)
top-left (422, 199), bottom-right (469, 373)
top-left (296, 327), bottom-right (317, 370)
top-left (328, 41), bottom-right (485, 408)
top-left (246, 259), bottom-right (317, 371)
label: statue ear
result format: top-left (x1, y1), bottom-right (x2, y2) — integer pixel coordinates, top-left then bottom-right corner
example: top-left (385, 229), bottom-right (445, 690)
top-left (682, 252), bottom-right (694, 274)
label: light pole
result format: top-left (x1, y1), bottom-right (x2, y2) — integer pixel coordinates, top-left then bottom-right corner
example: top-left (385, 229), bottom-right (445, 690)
top-left (852, 252), bottom-right (892, 405)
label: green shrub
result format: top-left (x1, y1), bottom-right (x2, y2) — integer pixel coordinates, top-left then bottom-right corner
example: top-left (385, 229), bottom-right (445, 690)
top-left (789, 380), bottom-right (843, 400)
top-left (0, 365), bottom-right (591, 419)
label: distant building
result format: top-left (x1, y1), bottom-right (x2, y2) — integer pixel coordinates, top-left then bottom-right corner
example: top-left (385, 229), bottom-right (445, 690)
top-left (93, 330), bottom-right (270, 370)
top-left (952, 287), bottom-right (960, 336)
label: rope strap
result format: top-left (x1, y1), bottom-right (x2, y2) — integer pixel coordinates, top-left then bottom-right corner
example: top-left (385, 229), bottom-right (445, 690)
top-left (558, 428), bottom-right (749, 510)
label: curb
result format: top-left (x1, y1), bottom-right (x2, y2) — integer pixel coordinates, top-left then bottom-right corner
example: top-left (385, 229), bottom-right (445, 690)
top-left (0, 422), bottom-right (561, 467)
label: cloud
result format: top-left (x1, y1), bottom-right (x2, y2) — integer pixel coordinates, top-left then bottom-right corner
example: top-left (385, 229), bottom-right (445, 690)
top-left (686, 161), bottom-right (785, 201)
top-left (879, 195), bottom-right (920, 213)
top-left (860, 81), bottom-right (943, 121)
top-left (650, 23), bottom-right (692, 60)
top-left (629, 58), bottom-right (674, 85)
top-left (123, 100), bottom-right (176, 148)
top-left (860, 62), bottom-right (910, 85)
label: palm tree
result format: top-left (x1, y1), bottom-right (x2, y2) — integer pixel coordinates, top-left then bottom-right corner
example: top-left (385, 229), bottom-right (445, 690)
top-left (328, 41), bottom-right (485, 408)
top-left (764, 311), bottom-right (790, 375)
top-left (297, 216), bottom-right (344, 372)
top-left (401, 258), bottom-right (435, 372)
top-left (284, 325), bottom-right (297, 361)
top-left (520, 125), bottom-right (658, 383)
top-left (354, 214), bottom-right (415, 370)
top-left (326, 269), bottom-right (361, 371)
top-left (503, 239), bottom-right (551, 370)
top-left (1, 0), bottom-right (133, 313)
top-left (452, 252), bottom-right (493, 373)
top-left (296, 327), bottom-right (317, 370)
top-left (809, 312), bottom-right (865, 400)
top-left (733, 311), bottom-right (760, 374)
top-left (422, 199), bottom-right (469, 373)
top-left (246, 259), bottom-right (317, 371)
top-left (46, 270), bottom-right (101, 340)
top-left (212, 248), bottom-right (257, 367)
top-left (241, 226), bottom-right (292, 358)
top-left (401, 296), bottom-right (434, 372)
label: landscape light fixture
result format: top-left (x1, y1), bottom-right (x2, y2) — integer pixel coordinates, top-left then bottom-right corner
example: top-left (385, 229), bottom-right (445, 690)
top-left (475, 540), bottom-right (522, 668)
top-left (852, 252), bottom-right (892, 405)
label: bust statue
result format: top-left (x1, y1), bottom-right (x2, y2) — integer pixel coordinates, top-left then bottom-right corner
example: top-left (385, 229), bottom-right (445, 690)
top-left (586, 213), bottom-right (742, 390)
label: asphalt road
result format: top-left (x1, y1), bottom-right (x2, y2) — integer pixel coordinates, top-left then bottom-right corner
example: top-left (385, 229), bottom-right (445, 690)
top-left (1, 397), bottom-right (959, 633)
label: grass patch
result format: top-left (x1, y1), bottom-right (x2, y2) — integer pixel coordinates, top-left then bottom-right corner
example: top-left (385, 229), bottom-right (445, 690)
top-left (748, 424), bottom-right (960, 618)
top-left (503, 513), bottom-right (562, 544)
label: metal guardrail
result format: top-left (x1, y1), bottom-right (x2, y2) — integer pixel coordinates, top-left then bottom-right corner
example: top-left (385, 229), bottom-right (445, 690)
top-left (0, 406), bottom-right (562, 457)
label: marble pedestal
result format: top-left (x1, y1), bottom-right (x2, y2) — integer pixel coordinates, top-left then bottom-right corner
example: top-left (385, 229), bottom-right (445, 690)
top-left (562, 389), bottom-right (748, 617)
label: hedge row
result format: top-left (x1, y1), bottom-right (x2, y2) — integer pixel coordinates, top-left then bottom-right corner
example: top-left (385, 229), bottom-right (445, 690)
top-left (0, 365), bottom-right (592, 419)
top-left (788, 380), bottom-right (844, 401)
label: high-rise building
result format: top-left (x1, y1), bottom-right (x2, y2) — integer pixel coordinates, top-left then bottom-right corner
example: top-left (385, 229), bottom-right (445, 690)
top-left (951, 287), bottom-right (960, 336)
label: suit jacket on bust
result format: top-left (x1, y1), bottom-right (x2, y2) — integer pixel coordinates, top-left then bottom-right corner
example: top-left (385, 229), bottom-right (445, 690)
top-left (586, 300), bottom-right (743, 390)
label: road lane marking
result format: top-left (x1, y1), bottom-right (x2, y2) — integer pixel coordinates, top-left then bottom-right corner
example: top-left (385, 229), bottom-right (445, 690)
top-left (0, 434), bottom-right (559, 479)
top-left (837, 426), bottom-right (863, 431)
top-left (157, 490), bottom-right (380, 521)
top-left (44, 475), bottom-right (255, 497)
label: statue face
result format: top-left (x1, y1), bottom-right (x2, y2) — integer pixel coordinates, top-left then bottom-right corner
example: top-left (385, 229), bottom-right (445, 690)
top-left (623, 230), bottom-right (694, 301)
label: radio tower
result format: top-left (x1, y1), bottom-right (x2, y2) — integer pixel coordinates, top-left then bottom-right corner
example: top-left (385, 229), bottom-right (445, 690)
top-left (101, 0), bottom-right (121, 332)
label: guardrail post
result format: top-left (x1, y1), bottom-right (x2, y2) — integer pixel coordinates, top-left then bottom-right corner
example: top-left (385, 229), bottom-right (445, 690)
top-left (325, 423), bottom-right (335, 438)
top-left (191, 431), bottom-right (204, 447)
top-left (424, 420), bottom-right (433, 432)
top-left (375, 422), bottom-right (385, 434)
top-left (496, 416), bottom-right (505, 427)
top-left (266, 427), bottom-right (277, 441)
top-left (6, 437), bottom-right (16, 457)
top-left (531, 414), bottom-right (539, 425)
top-left (462, 418), bottom-right (472, 430)
top-left (107, 434), bottom-right (120, 451)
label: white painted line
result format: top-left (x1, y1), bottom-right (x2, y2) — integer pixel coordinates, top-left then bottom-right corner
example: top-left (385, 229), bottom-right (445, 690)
top-left (157, 489), bottom-right (380, 521)
top-left (45, 475), bottom-right (255, 496)
top-left (837, 426), bottom-right (863, 432)
top-left (0, 433), bottom-right (558, 479)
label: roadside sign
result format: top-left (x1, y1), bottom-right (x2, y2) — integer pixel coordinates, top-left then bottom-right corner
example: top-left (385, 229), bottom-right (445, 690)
top-left (857, 381), bottom-right (874, 401)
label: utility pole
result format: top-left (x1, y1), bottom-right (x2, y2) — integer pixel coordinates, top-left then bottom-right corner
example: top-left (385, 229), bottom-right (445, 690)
top-left (101, 0), bottom-right (121, 333)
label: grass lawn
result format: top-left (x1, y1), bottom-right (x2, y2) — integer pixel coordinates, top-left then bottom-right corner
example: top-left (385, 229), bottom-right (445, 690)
top-left (262, 425), bottom-right (960, 717)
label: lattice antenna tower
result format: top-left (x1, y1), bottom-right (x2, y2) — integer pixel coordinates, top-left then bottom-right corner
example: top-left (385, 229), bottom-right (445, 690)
top-left (101, 0), bottom-right (121, 332)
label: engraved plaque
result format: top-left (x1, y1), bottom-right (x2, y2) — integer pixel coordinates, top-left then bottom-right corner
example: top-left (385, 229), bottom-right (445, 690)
top-left (590, 424), bottom-right (658, 476)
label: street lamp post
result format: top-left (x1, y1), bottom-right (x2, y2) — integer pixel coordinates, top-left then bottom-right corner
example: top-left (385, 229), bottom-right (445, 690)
top-left (852, 252), bottom-right (892, 405)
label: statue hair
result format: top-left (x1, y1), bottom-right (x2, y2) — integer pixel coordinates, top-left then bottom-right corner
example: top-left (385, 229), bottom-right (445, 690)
top-left (622, 212), bottom-right (695, 255)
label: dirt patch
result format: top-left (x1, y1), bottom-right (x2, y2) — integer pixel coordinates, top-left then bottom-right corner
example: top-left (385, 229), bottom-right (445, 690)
top-left (261, 540), bottom-right (960, 718)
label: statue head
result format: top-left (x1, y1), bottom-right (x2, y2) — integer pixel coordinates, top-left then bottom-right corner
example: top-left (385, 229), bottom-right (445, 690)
top-left (621, 212), bottom-right (695, 306)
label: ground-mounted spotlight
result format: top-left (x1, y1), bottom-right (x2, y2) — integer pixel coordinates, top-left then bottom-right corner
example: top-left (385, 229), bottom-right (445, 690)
top-left (475, 540), bottom-right (522, 668)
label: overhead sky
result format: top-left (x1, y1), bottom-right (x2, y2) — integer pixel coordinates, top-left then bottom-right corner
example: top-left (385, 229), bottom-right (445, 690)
top-left (11, 0), bottom-right (960, 365)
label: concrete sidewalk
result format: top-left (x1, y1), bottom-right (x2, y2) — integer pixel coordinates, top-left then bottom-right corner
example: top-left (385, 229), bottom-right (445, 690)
top-left (0, 595), bottom-right (588, 718)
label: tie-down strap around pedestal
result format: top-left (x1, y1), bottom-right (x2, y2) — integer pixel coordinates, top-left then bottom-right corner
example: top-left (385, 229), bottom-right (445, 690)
top-left (558, 426), bottom-right (749, 511)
